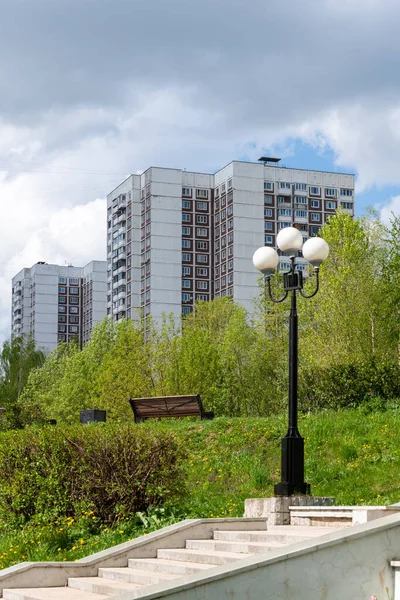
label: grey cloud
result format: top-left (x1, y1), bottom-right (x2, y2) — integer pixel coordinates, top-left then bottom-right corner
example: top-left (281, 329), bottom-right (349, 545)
top-left (1, 0), bottom-right (400, 130)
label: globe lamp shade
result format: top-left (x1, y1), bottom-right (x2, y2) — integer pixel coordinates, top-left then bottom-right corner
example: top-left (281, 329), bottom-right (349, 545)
top-left (276, 227), bottom-right (303, 254)
top-left (252, 246), bottom-right (279, 276)
top-left (302, 237), bottom-right (329, 266)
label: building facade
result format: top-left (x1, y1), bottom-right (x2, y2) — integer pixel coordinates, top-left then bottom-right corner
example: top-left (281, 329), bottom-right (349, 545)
top-left (11, 261), bottom-right (107, 353)
top-left (106, 160), bottom-right (355, 322)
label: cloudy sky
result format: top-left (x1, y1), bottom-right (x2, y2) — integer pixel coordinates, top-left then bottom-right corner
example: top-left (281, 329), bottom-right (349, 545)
top-left (1, 0), bottom-right (400, 341)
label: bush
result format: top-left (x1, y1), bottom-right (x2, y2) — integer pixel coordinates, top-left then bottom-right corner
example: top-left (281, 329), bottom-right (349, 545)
top-left (0, 424), bottom-right (186, 525)
top-left (299, 357), bottom-right (400, 411)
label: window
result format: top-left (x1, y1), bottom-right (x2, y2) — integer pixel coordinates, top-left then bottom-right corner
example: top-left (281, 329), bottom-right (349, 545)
top-left (197, 254), bottom-right (208, 263)
top-left (197, 189), bottom-right (208, 199)
top-left (326, 201), bottom-right (337, 210)
top-left (294, 196), bottom-right (307, 204)
top-left (215, 187), bottom-right (219, 198)
top-left (70, 287), bottom-right (79, 295)
top-left (221, 183), bottom-right (226, 193)
top-left (264, 195), bottom-right (273, 204)
top-left (197, 241), bottom-right (208, 250)
top-left (279, 222), bottom-right (291, 229)
top-left (228, 246), bottom-right (233, 256)
top-left (325, 188), bottom-right (336, 197)
top-left (228, 232), bottom-right (233, 243)
top-left (279, 208), bottom-right (292, 216)
top-left (265, 235), bottom-right (273, 244)
top-left (227, 191), bottom-right (233, 202)
top-left (58, 315), bottom-right (67, 323)
top-left (340, 188), bottom-right (353, 197)
top-left (277, 196), bottom-right (287, 203)
top-left (196, 268), bottom-right (208, 276)
top-left (197, 281), bottom-right (208, 290)
top-left (182, 240), bottom-right (191, 248)
top-left (69, 306), bottom-right (79, 314)
top-left (197, 228), bottom-right (208, 237)
top-left (182, 293), bottom-right (192, 302)
top-left (182, 200), bottom-right (191, 209)
top-left (196, 294), bottom-right (208, 301)
top-left (311, 226), bottom-right (320, 236)
top-left (341, 201), bottom-right (353, 210)
top-left (265, 221), bottom-right (273, 231)
top-left (58, 325), bottom-right (66, 333)
top-left (197, 215), bottom-right (207, 224)
top-left (182, 226), bottom-right (191, 235)
top-left (279, 182), bottom-right (291, 189)
top-left (221, 249), bottom-right (226, 260)
top-left (58, 286), bottom-right (66, 294)
top-left (311, 213), bottom-right (320, 221)
top-left (197, 201), bottom-right (208, 211)
top-left (58, 306), bottom-right (66, 313)
top-left (182, 306), bottom-right (191, 315)
top-left (69, 278), bottom-right (79, 285)
top-left (264, 208), bottom-right (273, 217)
top-left (228, 259), bottom-right (233, 269)
top-left (310, 187), bottom-right (320, 195)
top-left (58, 296), bottom-right (66, 304)
top-left (311, 200), bottom-right (320, 208)
top-left (70, 297), bottom-right (79, 304)
top-left (295, 183), bottom-right (307, 191)
top-left (264, 181), bottom-right (273, 191)
top-left (59, 277), bottom-right (66, 284)
top-left (182, 187), bottom-right (191, 197)
top-left (182, 266), bottom-right (191, 276)
top-left (182, 213), bottom-right (190, 222)
top-left (221, 276), bottom-right (226, 286)
top-left (70, 316), bottom-right (79, 324)
top-left (227, 205), bottom-right (233, 216)
top-left (228, 273), bottom-right (233, 284)
top-left (182, 280), bottom-right (191, 288)
top-left (58, 335), bottom-right (66, 343)
top-left (182, 253), bottom-right (191, 261)
top-left (295, 210), bottom-right (308, 218)
top-left (228, 178), bottom-right (233, 189)
top-left (69, 326), bottom-right (79, 334)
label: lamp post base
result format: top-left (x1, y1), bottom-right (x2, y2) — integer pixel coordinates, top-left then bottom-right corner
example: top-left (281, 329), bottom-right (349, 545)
top-left (274, 435), bottom-right (310, 497)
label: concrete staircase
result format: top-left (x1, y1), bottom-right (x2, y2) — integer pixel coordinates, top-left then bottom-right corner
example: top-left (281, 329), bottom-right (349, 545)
top-left (1, 526), bottom-right (343, 600)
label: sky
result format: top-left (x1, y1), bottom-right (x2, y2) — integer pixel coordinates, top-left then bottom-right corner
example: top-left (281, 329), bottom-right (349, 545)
top-left (1, 0), bottom-right (400, 342)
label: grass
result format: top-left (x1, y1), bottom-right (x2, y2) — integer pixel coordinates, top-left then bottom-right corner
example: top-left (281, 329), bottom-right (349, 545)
top-left (1, 406), bottom-right (400, 570)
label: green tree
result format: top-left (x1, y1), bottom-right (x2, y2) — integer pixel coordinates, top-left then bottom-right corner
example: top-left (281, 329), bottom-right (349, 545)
top-left (0, 335), bottom-right (45, 429)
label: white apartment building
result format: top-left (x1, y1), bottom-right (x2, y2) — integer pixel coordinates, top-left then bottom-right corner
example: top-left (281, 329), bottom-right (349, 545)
top-left (106, 159), bottom-right (355, 321)
top-left (11, 261), bottom-right (107, 353)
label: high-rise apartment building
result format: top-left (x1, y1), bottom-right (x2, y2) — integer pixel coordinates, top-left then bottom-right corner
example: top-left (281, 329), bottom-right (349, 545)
top-left (11, 261), bottom-right (107, 352)
top-left (106, 159), bottom-right (355, 321)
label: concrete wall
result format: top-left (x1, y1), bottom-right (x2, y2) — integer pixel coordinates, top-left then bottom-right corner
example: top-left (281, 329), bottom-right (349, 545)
top-left (119, 513), bottom-right (400, 600)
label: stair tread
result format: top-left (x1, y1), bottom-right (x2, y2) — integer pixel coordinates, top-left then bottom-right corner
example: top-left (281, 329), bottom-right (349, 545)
top-left (68, 576), bottom-right (144, 591)
top-left (3, 588), bottom-right (109, 600)
top-left (187, 538), bottom-right (284, 547)
top-left (98, 567), bottom-right (179, 580)
top-left (128, 558), bottom-right (212, 570)
top-left (159, 548), bottom-right (252, 558)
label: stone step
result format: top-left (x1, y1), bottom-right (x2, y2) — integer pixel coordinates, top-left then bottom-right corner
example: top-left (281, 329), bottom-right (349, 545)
top-left (97, 567), bottom-right (180, 585)
top-left (157, 547), bottom-right (251, 565)
top-left (3, 589), bottom-right (108, 600)
top-left (185, 538), bottom-right (284, 554)
top-left (68, 576), bottom-right (144, 595)
top-left (213, 527), bottom-right (343, 544)
top-left (128, 557), bottom-right (213, 574)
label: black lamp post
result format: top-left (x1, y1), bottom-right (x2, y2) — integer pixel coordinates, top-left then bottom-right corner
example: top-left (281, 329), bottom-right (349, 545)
top-left (253, 228), bottom-right (329, 496)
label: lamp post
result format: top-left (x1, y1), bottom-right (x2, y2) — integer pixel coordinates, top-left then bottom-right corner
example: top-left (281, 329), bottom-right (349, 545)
top-left (253, 228), bottom-right (329, 496)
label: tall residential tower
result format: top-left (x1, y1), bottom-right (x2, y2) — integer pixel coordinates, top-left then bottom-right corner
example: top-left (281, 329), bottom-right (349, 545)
top-left (106, 159), bottom-right (355, 322)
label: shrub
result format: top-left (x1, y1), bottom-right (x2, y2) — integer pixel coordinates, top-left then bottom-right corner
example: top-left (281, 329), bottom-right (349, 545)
top-left (299, 357), bottom-right (400, 411)
top-left (0, 424), bottom-right (186, 525)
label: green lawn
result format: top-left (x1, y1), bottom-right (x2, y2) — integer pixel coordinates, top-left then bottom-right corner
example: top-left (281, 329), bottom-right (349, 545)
top-left (1, 407), bottom-right (400, 570)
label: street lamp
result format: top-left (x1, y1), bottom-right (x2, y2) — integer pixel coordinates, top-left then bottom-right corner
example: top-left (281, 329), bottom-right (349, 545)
top-left (253, 228), bottom-right (329, 496)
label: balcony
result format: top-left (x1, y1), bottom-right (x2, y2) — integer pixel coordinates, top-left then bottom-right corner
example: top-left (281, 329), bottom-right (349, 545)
top-left (114, 265), bottom-right (126, 277)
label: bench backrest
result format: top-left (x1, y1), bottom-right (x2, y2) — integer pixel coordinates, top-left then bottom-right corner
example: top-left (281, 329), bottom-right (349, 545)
top-left (129, 395), bottom-right (203, 421)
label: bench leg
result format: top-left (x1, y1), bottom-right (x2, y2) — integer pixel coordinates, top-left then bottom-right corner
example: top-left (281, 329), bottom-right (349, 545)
top-left (201, 411), bottom-right (214, 420)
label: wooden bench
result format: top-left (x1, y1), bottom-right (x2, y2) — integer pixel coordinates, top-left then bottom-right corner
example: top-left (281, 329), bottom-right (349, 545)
top-left (128, 395), bottom-right (214, 423)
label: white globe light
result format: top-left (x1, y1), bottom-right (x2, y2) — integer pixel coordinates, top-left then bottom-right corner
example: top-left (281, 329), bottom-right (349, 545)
top-left (276, 227), bottom-right (303, 254)
top-left (302, 237), bottom-right (330, 266)
top-left (252, 246), bottom-right (279, 275)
